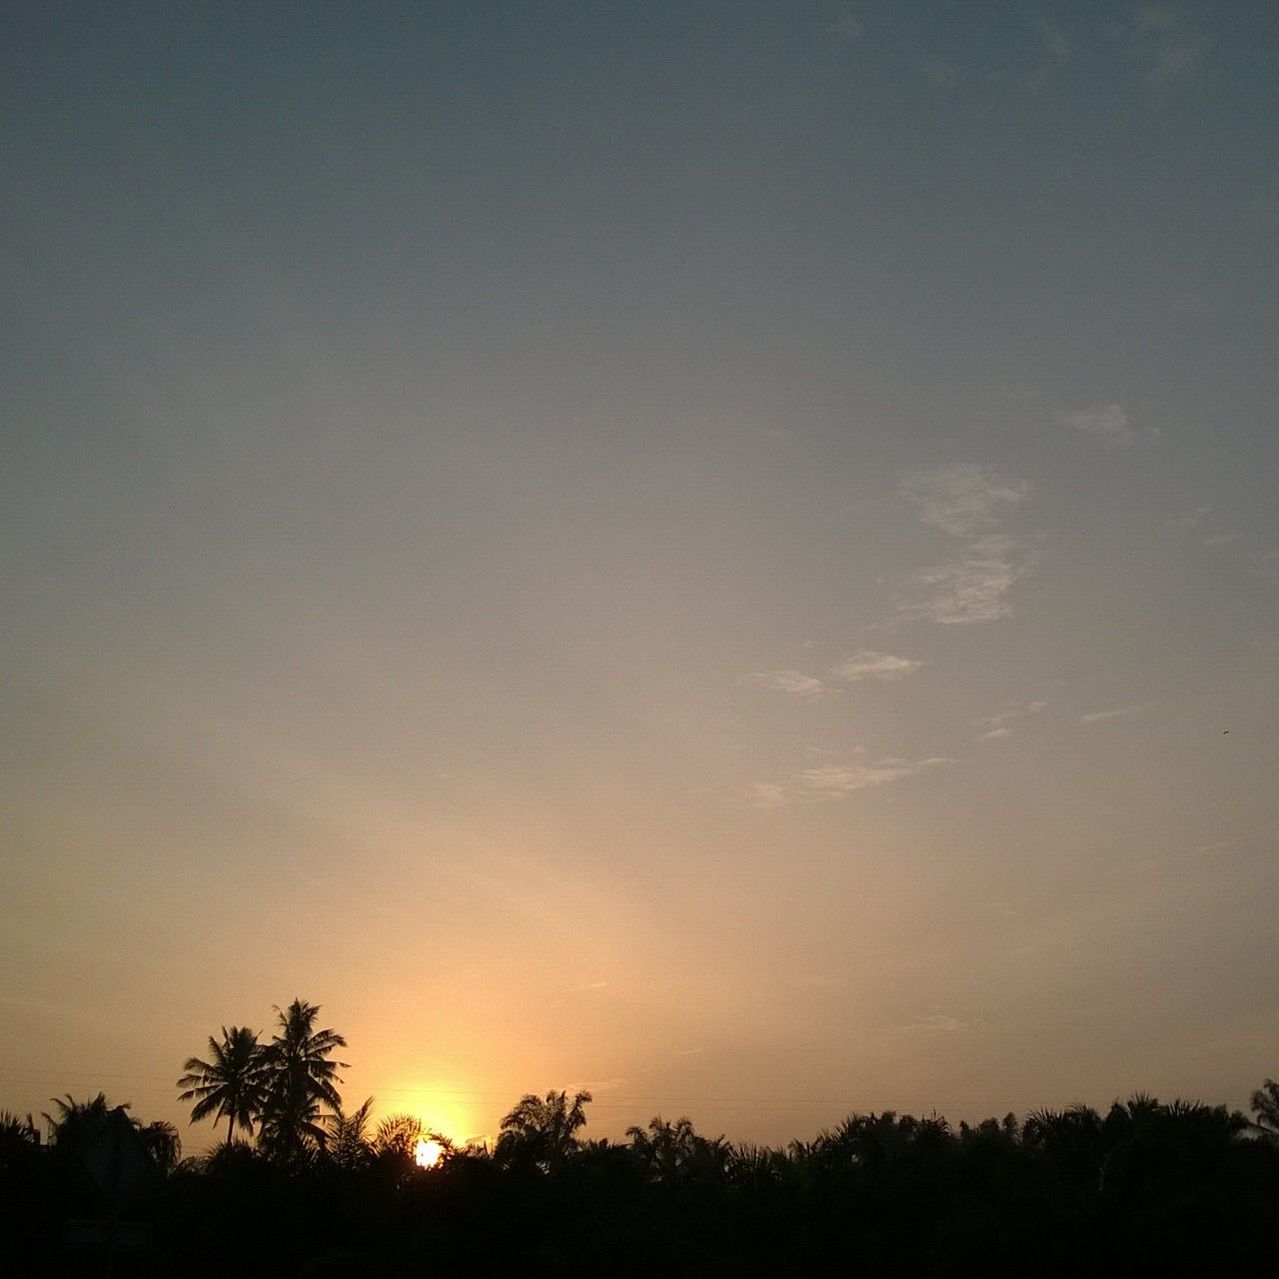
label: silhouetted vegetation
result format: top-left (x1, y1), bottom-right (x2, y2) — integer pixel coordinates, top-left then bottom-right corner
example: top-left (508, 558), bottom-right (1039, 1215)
top-left (5, 1000), bottom-right (1279, 1275)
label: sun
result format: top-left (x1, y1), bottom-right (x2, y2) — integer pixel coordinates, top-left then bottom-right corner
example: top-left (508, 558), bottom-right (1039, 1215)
top-left (414, 1138), bottom-right (444, 1169)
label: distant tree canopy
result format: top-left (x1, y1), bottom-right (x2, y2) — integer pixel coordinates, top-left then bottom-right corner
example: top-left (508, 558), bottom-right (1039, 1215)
top-left (9, 1002), bottom-right (1279, 1274)
top-left (495, 1088), bottom-right (592, 1171)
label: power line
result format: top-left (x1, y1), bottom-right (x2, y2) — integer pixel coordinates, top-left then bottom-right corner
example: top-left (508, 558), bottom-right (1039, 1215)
top-left (0, 1064), bottom-right (1029, 1113)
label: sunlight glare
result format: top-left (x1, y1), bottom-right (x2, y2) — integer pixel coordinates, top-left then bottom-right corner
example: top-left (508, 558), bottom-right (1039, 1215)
top-left (415, 1137), bottom-right (444, 1168)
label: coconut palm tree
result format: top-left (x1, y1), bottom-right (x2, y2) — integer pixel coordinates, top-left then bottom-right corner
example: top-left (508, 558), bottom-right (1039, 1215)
top-left (371, 1112), bottom-right (423, 1160)
top-left (136, 1120), bottom-right (182, 1174)
top-left (0, 1110), bottom-right (40, 1150)
top-left (495, 1089), bottom-right (591, 1171)
top-left (627, 1115), bottom-right (730, 1184)
top-left (41, 1092), bottom-right (118, 1149)
top-left (257, 998), bottom-right (348, 1161)
top-left (324, 1096), bottom-right (376, 1172)
top-left (177, 1026), bottom-right (266, 1146)
top-left (1250, 1079), bottom-right (1279, 1142)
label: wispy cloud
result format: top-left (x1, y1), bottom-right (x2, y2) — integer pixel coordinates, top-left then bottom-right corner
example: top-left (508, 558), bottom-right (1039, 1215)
top-left (892, 1013), bottom-right (970, 1035)
top-left (1059, 403), bottom-right (1137, 446)
top-left (830, 10), bottom-right (861, 41)
top-left (751, 756), bottom-right (950, 808)
top-left (901, 464), bottom-right (1030, 538)
top-left (900, 466), bottom-right (1034, 625)
top-left (567, 1076), bottom-right (629, 1096)
top-left (975, 700), bottom-right (1046, 740)
top-left (1080, 702), bottom-right (1156, 724)
top-left (1175, 504), bottom-right (1213, 528)
top-left (1173, 504), bottom-right (1241, 548)
top-left (830, 650), bottom-right (924, 682)
top-left (747, 651), bottom-right (923, 695)
top-left (745, 669), bottom-right (828, 697)
top-left (1127, 3), bottom-right (1209, 88)
top-left (903, 535), bottom-right (1032, 625)
top-left (1252, 548), bottom-right (1279, 582)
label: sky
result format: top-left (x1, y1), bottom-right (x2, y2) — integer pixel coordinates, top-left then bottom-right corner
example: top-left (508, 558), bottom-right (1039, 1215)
top-left (3, 1), bottom-right (1278, 1152)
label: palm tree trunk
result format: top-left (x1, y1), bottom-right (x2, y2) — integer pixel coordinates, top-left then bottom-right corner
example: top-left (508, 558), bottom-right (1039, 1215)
top-left (227, 1109), bottom-right (235, 1146)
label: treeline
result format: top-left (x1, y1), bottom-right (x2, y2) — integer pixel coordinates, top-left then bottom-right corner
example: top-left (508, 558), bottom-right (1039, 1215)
top-left (4, 1000), bottom-right (1279, 1276)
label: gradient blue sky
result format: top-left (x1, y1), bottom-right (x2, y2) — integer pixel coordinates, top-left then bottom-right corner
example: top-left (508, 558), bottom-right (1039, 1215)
top-left (3, 2), bottom-right (1278, 1149)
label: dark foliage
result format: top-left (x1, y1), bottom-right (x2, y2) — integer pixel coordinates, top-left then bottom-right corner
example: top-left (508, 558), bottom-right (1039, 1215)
top-left (6, 1010), bottom-right (1279, 1275)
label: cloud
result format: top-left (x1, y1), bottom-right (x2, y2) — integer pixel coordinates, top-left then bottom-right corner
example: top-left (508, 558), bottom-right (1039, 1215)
top-left (1128, 3), bottom-right (1208, 88)
top-left (893, 1013), bottom-right (969, 1035)
top-left (830, 650), bottom-right (924, 682)
top-left (746, 670), bottom-right (828, 697)
top-left (751, 756), bottom-right (950, 808)
top-left (1252, 548), bottom-right (1279, 581)
top-left (1080, 702), bottom-right (1156, 724)
top-left (901, 464), bottom-right (1030, 538)
top-left (831, 11), bottom-right (861, 41)
top-left (975, 700), bottom-right (1046, 739)
top-left (1059, 403), bottom-right (1136, 446)
top-left (564, 1077), bottom-right (629, 1100)
top-left (1173, 504), bottom-right (1241, 547)
top-left (903, 535), bottom-right (1033, 625)
top-left (1175, 504), bottom-right (1213, 528)
top-left (899, 466), bottom-right (1034, 625)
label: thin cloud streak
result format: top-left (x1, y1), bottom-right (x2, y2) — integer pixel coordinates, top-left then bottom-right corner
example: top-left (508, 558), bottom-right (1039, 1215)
top-left (751, 756), bottom-right (951, 808)
top-left (975, 700), bottom-right (1047, 739)
top-left (891, 1013), bottom-right (970, 1035)
top-left (829, 650), bottom-right (924, 682)
top-left (1080, 703), bottom-right (1157, 724)
top-left (746, 670), bottom-right (828, 697)
top-left (1058, 404), bottom-right (1136, 446)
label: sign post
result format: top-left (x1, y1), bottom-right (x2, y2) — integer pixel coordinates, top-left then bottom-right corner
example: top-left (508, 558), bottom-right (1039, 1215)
top-left (69, 1107), bottom-right (156, 1276)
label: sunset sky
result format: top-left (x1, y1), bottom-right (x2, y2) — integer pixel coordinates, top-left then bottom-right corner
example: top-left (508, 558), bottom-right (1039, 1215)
top-left (4, 2), bottom-right (1278, 1151)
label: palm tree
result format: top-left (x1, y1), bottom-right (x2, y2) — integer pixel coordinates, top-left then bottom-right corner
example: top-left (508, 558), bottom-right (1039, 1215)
top-left (325, 1096), bottom-right (376, 1172)
top-left (371, 1112), bottom-right (423, 1160)
top-left (136, 1120), bottom-right (182, 1174)
top-left (257, 998), bottom-right (348, 1161)
top-left (1250, 1079), bottom-right (1279, 1141)
top-left (495, 1089), bottom-right (591, 1171)
top-left (41, 1092), bottom-right (119, 1149)
top-left (177, 1026), bottom-right (266, 1146)
top-left (627, 1115), bottom-right (730, 1184)
top-left (0, 1111), bottom-right (40, 1150)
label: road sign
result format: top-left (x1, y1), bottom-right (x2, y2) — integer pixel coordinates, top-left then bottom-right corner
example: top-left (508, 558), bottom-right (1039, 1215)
top-left (78, 1107), bottom-right (154, 1211)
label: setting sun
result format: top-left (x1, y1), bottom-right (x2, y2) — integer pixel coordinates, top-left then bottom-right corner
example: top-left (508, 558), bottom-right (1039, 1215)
top-left (414, 1138), bottom-right (444, 1169)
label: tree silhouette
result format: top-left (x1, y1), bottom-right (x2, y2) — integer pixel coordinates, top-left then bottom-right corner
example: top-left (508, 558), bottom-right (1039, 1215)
top-left (177, 1025), bottom-right (266, 1146)
top-left (40, 1092), bottom-right (118, 1149)
top-left (495, 1089), bottom-right (591, 1171)
top-left (257, 999), bottom-right (348, 1162)
top-left (13, 1060), bottom-right (1279, 1272)
top-left (627, 1114), bottom-right (729, 1184)
top-left (371, 1112), bottom-right (422, 1160)
top-left (136, 1119), bottom-right (182, 1173)
top-left (324, 1096), bottom-right (376, 1172)
top-left (1250, 1079), bottom-right (1279, 1141)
